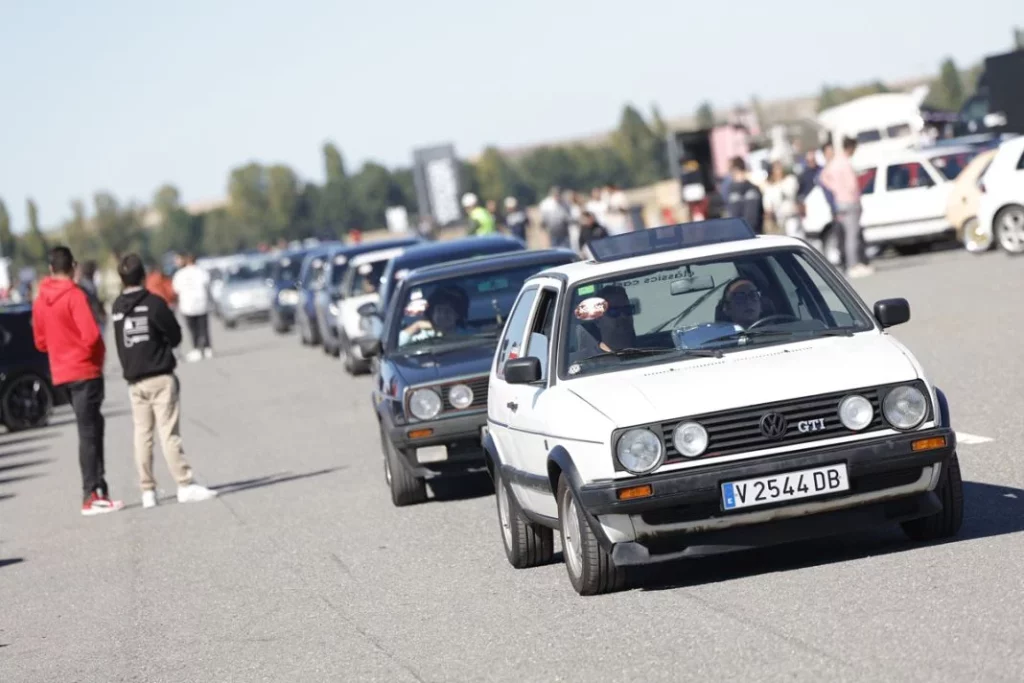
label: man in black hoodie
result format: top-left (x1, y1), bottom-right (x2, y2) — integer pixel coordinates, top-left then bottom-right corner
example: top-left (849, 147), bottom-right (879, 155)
top-left (112, 254), bottom-right (217, 509)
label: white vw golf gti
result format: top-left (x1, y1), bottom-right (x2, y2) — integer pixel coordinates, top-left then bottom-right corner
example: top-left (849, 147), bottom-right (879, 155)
top-left (483, 219), bottom-right (962, 596)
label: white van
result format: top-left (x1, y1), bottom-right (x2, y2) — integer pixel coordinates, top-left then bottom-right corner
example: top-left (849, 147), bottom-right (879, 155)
top-left (817, 89), bottom-right (930, 165)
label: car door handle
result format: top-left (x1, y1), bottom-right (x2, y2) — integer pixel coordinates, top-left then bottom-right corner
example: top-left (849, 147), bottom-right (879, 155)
top-left (507, 401), bottom-right (518, 413)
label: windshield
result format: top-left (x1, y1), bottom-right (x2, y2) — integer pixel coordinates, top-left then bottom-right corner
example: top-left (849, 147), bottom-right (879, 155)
top-left (930, 151), bottom-right (978, 180)
top-left (226, 262), bottom-right (268, 283)
top-left (345, 259), bottom-right (389, 297)
top-left (389, 263), bottom-right (558, 353)
top-left (560, 247), bottom-right (873, 378)
top-left (272, 254), bottom-right (305, 284)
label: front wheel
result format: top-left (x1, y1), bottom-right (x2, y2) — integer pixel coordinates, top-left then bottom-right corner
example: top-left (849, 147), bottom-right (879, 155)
top-left (383, 435), bottom-right (427, 506)
top-left (557, 477), bottom-right (626, 595)
top-left (901, 452), bottom-right (964, 542)
top-left (1, 374), bottom-right (54, 431)
top-left (495, 468), bottom-right (554, 568)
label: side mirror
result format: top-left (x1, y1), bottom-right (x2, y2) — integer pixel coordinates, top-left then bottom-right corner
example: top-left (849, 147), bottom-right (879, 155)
top-left (874, 298), bottom-right (910, 328)
top-left (358, 302), bottom-right (379, 318)
top-left (359, 339), bottom-right (382, 358)
top-left (505, 357), bottom-right (542, 385)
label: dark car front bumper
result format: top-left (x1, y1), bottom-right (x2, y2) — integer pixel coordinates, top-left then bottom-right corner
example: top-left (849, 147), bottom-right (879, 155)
top-left (577, 428), bottom-right (955, 565)
top-left (388, 410), bottom-right (488, 478)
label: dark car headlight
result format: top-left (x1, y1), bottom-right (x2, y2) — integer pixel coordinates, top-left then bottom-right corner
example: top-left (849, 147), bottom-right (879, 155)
top-left (408, 388), bottom-right (442, 421)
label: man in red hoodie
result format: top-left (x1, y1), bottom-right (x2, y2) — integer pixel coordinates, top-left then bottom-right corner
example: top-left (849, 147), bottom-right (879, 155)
top-left (33, 246), bottom-right (124, 515)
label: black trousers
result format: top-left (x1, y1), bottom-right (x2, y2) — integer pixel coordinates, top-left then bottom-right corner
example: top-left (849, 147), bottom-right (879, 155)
top-left (184, 314), bottom-right (211, 350)
top-left (66, 378), bottom-right (106, 501)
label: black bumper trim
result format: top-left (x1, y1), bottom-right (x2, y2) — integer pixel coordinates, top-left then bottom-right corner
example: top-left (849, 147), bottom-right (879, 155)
top-left (610, 491), bottom-right (942, 566)
top-left (388, 410), bottom-right (487, 450)
top-left (579, 428), bottom-right (954, 516)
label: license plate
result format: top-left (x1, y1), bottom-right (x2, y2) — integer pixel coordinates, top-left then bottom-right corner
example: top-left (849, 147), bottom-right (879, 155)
top-left (721, 464), bottom-right (849, 511)
top-left (416, 446), bottom-right (448, 464)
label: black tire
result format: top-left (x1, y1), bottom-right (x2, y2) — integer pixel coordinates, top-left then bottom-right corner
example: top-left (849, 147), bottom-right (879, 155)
top-left (902, 452), bottom-right (964, 542)
top-left (894, 243), bottom-right (926, 257)
top-left (1, 373), bottom-right (54, 432)
top-left (557, 477), bottom-right (626, 595)
top-left (298, 313), bottom-right (312, 346)
top-left (494, 467), bottom-right (554, 568)
top-left (271, 311), bottom-right (290, 334)
top-left (383, 434), bottom-right (427, 506)
top-left (341, 338), bottom-right (370, 375)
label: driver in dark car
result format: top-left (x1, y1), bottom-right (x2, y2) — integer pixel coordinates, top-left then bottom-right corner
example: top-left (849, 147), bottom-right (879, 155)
top-left (718, 278), bottom-right (765, 329)
top-left (399, 286), bottom-right (469, 346)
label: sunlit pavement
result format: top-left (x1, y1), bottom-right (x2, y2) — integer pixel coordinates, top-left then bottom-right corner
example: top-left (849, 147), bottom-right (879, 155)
top-left (2, 245), bottom-right (1023, 682)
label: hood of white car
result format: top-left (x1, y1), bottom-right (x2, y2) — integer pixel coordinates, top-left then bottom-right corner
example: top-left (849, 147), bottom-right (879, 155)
top-left (566, 333), bottom-right (919, 428)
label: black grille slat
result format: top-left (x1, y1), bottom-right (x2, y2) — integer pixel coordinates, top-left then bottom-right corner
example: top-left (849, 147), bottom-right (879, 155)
top-left (438, 376), bottom-right (489, 413)
top-left (658, 387), bottom-right (890, 463)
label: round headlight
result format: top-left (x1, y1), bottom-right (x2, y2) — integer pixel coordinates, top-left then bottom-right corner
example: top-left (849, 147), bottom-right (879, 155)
top-left (838, 395), bottom-right (873, 431)
top-left (615, 429), bottom-right (663, 474)
top-left (882, 385), bottom-right (927, 430)
top-left (448, 384), bottom-right (474, 410)
top-left (408, 388), bottom-right (442, 421)
top-left (672, 422), bottom-right (708, 458)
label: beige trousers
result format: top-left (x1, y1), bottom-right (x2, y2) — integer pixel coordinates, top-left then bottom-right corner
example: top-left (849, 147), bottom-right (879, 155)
top-left (128, 374), bottom-right (193, 491)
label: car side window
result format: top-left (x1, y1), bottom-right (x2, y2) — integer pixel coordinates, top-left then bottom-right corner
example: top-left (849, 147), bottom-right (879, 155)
top-left (886, 163), bottom-right (933, 191)
top-left (496, 287), bottom-right (538, 379)
top-left (1017, 149), bottom-right (1024, 171)
top-left (525, 288), bottom-right (559, 382)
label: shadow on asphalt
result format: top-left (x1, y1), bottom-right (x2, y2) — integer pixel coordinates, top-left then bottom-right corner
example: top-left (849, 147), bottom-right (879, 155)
top-left (0, 458), bottom-right (52, 475)
top-left (0, 431), bottom-right (60, 448)
top-left (428, 472), bottom-right (494, 502)
top-left (0, 493), bottom-right (13, 503)
top-left (211, 467), bottom-right (345, 496)
top-left (45, 407), bottom-right (132, 428)
top-left (0, 558), bottom-right (24, 569)
top-left (0, 473), bottom-right (43, 487)
top-left (635, 480), bottom-right (1024, 593)
top-left (0, 446), bottom-right (48, 461)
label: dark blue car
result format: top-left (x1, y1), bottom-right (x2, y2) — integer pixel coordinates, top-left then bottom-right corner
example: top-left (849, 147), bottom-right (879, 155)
top-left (0, 304), bottom-right (68, 431)
top-left (295, 244), bottom-right (341, 345)
top-left (361, 248), bottom-right (578, 506)
top-left (268, 248), bottom-right (313, 334)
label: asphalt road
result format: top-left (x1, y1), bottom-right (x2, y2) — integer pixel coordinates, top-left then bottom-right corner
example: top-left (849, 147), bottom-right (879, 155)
top-left (2, 246), bottom-right (1023, 683)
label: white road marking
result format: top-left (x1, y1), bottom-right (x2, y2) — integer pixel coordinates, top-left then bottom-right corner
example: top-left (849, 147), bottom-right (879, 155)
top-left (956, 432), bottom-right (993, 445)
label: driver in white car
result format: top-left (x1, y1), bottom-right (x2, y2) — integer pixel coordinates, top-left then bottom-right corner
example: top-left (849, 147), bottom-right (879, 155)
top-left (717, 278), bottom-right (765, 330)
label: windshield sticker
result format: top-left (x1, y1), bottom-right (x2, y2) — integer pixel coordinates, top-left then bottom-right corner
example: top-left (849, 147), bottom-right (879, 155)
top-left (568, 363), bottom-right (581, 376)
top-left (334, 255), bottom-right (347, 265)
top-left (410, 289), bottom-right (423, 300)
top-left (575, 297), bottom-right (608, 321)
top-left (577, 284), bottom-right (595, 296)
top-left (405, 299), bottom-right (428, 316)
top-left (395, 268), bottom-right (410, 281)
top-left (508, 342), bottom-right (520, 360)
top-left (358, 263), bottom-right (373, 275)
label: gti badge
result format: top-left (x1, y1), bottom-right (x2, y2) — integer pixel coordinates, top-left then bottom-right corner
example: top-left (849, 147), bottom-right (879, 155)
top-left (798, 418), bottom-right (826, 433)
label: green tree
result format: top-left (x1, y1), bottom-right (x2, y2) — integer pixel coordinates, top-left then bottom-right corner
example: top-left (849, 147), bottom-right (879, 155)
top-left (21, 199), bottom-right (49, 267)
top-left (292, 183), bottom-right (322, 239)
top-left (266, 164), bottom-right (300, 240)
top-left (350, 162), bottom-right (402, 229)
top-left (318, 142), bottom-right (354, 236)
top-left (695, 101), bottom-right (715, 128)
top-left (1014, 26), bottom-right (1024, 50)
top-left (390, 168), bottom-right (417, 212)
top-left (517, 146), bottom-right (581, 197)
top-left (62, 200), bottom-right (95, 262)
top-left (152, 184), bottom-right (181, 217)
top-left (226, 162), bottom-right (270, 244)
top-left (201, 208), bottom-right (244, 255)
top-left (611, 104), bottom-right (663, 187)
top-left (0, 198), bottom-right (14, 260)
top-left (475, 147), bottom-right (522, 204)
top-left (934, 58), bottom-right (966, 110)
top-left (93, 192), bottom-right (145, 259)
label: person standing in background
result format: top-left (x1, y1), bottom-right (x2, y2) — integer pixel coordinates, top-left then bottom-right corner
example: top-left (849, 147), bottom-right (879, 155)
top-left (145, 260), bottom-right (177, 309)
top-left (171, 253), bottom-right (213, 361)
top-left (763, 161), bottom-right (803, 238)
top-left (725, 157), bottom-right (765, 234)
top-left (33, 246), bottom-right (124, 516)
top-left (539, 187), bottom-right (571, 249)
top-left (112, 254), bottom-right (218, 509)
top-left (462, 193), bottom-right (496, 236)
top-left (577, 211), bottom-right (609, 259)
top-left (603, 184), bottom-right (631, 235)
top-left (821, 137), bottom-right (873, 278)
top-left (75, 259), bottom-right (106, 331)
top-left (503, 197), bottom-right (529, 243)
top-left (486, 199), bottom-right (503, 230)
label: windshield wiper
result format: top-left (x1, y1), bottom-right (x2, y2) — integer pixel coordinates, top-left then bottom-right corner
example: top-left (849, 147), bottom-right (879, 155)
top-left (703, 326), bottom-right (857, 346)
top-left (586, 346), bottom-right (723, 361)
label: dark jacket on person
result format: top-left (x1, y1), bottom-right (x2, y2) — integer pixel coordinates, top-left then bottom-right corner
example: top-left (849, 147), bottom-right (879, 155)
top-left (111, 287), bottom-right (182, 383)
top-left (725, 179), bottom-right (765, 234)
top-left (578, 222), bottom-right (609, 254)
top-left (78, 278), bottom-right (106, 328)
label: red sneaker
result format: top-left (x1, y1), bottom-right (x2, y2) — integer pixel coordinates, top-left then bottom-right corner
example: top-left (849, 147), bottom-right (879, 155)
top-left (81, 492), bottom-right (125, 516)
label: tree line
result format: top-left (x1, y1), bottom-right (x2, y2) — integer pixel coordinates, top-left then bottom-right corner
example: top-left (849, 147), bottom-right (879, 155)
top-left (0, 104), bottom-right (671, 274)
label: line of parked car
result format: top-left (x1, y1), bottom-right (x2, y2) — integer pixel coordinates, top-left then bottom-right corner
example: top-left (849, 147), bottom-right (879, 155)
top-left (192, 219), bottom-right (965, 597)
top-left (803, 133), bottom-right (1024, 260)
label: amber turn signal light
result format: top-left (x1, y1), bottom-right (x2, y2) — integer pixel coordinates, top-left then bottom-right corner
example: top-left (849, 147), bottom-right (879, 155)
top-left (616, 484), bottom-right (653, 501)
top-left (911, 436), bottom-right (946, 452)
top-left (408, 429), bottom-right (434, 439)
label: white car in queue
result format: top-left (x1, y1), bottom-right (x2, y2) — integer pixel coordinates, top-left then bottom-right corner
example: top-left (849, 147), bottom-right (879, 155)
top-left (335, 246), bottom-right (409, 375)
top-left (483, 218), bottom-right (963, 596)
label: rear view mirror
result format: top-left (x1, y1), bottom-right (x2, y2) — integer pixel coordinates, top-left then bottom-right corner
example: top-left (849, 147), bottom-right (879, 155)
top-left (505, 357), bottom-right (542, 385)
top-left (874, 298), bottom-right (910, 328)
top-left (670, 275), bottom-right (715, 296)
top-left (358, 302), bottom-right (379, 318)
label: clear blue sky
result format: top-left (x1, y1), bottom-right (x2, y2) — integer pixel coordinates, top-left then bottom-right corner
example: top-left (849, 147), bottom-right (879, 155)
top-left (1, 0), bottom-right (1020, 232)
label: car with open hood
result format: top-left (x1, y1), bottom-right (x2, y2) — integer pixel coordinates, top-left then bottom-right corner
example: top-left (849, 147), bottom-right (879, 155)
top-left (484, 218), bottom-right (963, 595)
top-left (362, 248), bottom-right (577, 507)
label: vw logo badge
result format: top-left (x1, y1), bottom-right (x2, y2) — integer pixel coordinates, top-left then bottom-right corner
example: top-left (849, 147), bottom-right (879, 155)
top-left (759, 412), bottom-right (788, 440)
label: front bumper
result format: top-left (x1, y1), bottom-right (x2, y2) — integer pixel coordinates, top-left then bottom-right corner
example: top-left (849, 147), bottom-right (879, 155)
top-left (272, 303), bottom-right (296, 324)
top-left (223, 302), bottom-right (272, 322)
top-left (578, 428), bottom-right (955, 565)
top-left (388, 410), bottom-right (488, 478)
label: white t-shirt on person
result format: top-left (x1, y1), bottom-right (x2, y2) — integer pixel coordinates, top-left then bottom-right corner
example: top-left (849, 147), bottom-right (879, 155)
top-left (172, 265), bottom-right (211, 317)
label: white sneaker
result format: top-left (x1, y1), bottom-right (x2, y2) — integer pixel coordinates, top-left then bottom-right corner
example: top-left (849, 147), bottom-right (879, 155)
top-left (203, 348), bottom-right (214, 359)
top-left (185, 349), bottom-right (202, 362)
top-left (177, 484), bottom-right (218, 503)
top-left (141, 490), bottom-right (158, 509)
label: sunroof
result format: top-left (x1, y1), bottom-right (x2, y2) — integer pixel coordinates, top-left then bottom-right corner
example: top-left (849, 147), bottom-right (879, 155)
top-left (588, 218), bottom-right (757, 262)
